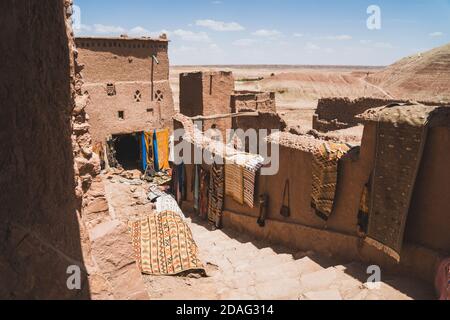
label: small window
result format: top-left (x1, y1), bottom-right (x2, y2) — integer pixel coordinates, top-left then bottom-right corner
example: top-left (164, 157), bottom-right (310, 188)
top-left (118, 111), bottom-right (124, 120)
top-left (106, 83), bottom-right (116, 96)
top-left (134, 90), bottom-right (142, 102)
top-left (154, 90), bottom-right (163, 102)
top-left (147, 108), bottom-right (154, 115)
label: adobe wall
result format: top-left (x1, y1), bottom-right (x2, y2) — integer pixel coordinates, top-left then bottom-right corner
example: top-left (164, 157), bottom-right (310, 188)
top-left (406, 126), bottom-right (450, 253)
top-left (231, 91), bottom-right (277, 113)
top-left (75, 37), bottom-right (169, 83)
top-left (84, 81), bottom-right (174, 144)
top-left (314, 97), bottom-right (442, 132)
top-left (179, 71), bottom-right (235, 135)
top-left (226, 125), bottom-right (448, 282)
top-left (76, 37), bottom-right (174, 145)
top-left (181, 122), bottom-right (448, 283)
top-left (0, 0), bottom-right (93, 299)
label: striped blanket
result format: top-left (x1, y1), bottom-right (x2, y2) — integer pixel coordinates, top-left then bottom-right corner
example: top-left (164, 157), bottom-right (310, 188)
top-left (311, 142), bottom-right (350, 220)
top-left (129, 211), bottom-right (205, 276)
top-left (208, 163), bottom-right (225, 228)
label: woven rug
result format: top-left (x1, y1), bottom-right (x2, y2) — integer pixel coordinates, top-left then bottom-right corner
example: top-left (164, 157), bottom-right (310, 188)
top-left (366, 122), bottom-right (428, 261)
top-left (129, 211), bottom-right (205, 276)
top-left (311, 142), bottom-right (350, 219)
top-left (225, 162), bottom-right (244, 205)
top-left (243, 158), bottom-right (264, 208)
top-left (208, 163), bottom-right (225, 228)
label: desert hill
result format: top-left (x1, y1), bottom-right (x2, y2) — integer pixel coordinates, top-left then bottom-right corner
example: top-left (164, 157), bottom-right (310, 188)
top-left (368, 43), bottom-right (450, 102)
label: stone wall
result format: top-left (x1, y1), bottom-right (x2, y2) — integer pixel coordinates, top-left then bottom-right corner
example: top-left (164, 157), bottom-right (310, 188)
top-left (76, 37), bottom-right (174, 145)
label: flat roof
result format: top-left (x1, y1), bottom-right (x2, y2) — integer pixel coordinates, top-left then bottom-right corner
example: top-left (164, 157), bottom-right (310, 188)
top-left (75, 36), bottom-right (169, 42)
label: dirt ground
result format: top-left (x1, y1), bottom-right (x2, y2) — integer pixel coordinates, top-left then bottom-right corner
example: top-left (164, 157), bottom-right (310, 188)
top-left (102, 174), bottom-right (435, 300)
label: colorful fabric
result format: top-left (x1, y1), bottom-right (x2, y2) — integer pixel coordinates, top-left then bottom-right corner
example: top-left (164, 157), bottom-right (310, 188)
top-left (199, 168), bottom-right (210, 220)
top-left (154, 129), bottom-right (170, 171)
top-left (143, 129), bottom-right (170, 172)
top-left (129, 211), bottom-right (205, 276)
top-left (311, 142), bottom-right (350, 220)
top-left (208, 162), bottom-right (225, 228)
top-left (366, 122), bottom-right (428, 262)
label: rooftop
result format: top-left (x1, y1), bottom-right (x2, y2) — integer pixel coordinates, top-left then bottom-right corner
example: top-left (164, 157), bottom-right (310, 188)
top-left (75, 34), bottom-right (169, 42)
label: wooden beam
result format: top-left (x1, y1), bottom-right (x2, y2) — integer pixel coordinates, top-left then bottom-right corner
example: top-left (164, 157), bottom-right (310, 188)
top-left (188, 112), bottom-right (259, 121)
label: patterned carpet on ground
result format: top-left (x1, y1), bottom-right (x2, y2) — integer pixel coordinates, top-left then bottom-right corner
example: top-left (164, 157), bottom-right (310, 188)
top-left (129, 211), bottom-right (205, 276)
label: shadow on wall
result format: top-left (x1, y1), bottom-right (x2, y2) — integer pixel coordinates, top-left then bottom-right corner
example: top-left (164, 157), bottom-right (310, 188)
top-left (0, 0), bottom-right (90, 299)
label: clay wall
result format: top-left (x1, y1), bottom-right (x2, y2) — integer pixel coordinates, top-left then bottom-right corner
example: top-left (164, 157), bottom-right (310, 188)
top-left (84, 81), bottom-right (174, 144)
top-left (314, 97), bottom-right (442, 132)
top-left (76, 37), bottom-right (174, 145)
top-left (75, 38), bottom-right (169, 83)
top-left (0, 0), bottom-right (91, 299)
top-left (179, 71), bottom-right (235, 136)
top-left (231, 91), bottom-right (277, 113)
top-left (181, 121), bottom-right (449, 283)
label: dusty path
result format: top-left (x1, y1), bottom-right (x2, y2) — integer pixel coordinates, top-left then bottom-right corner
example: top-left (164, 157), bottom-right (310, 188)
top-left (102, 175), bottom-right (434, 300)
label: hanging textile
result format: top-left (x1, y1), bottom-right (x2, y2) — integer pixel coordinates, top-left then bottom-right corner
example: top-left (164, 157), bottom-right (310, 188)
top-left (155, 129), bottom-right (170, 171)
top-left (208, 162), bottom-right (225, 228)
top-left (199, 167), bottom-right (210, 220)
top-left (225, 154), bottom-right (264, 208)
top-left (225, 161), bottom-right (244, 205)
top-left (311, 142), bottom-right (350, 220)
top-left (193, 165), bottom-right (200, 213)
top-left (142, 129), bottom-right (170, 172)
top-left (129, 211), bottom-right (205, 276)
top-left (243, 157), bottom-right (264, 208)
top-left (365, 121), bottom-right (428, 262)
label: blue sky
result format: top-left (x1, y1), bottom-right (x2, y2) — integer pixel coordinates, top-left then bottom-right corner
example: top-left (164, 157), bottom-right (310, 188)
top-left (73, 0), bottom-right (450, 66)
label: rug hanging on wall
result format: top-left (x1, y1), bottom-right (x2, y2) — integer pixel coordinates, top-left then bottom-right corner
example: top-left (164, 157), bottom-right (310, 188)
top-left (311, 142), bottom-right (350, 220)
top-left (365, 121), bottom-right (428, 262)
top-left (208, 162), bottom-right (225, 228)
top-left (129, 211), bottom-right (205, 276)
top-left (225, 161), bottom-right (244, 205)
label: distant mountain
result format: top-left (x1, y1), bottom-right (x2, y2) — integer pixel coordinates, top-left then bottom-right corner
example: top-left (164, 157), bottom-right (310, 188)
top-left (368, 43), bottom-right (450, 102)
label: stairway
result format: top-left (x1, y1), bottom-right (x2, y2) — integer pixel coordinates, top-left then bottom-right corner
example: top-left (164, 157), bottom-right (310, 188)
top-left (143, 217), bottom-right (434, 300)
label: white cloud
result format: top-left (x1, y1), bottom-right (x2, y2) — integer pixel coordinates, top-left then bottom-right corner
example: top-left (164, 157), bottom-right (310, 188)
top-left (196, 19), bottom-right (244, 31)
top-left (252, 29), bottom-right (282, 37)
top-left (306, 42), bottom-right (320, 50)
top-left (293, 33), bottom-right (304, 38)
top-left (373, 42), bottom-right (394, 49)
top-left (172, 29), bottom-right (211, 42)
top-left (323, 34), bottom-right (352, 41)
top-left (429, 31), bottom-right (444, 37)
top-left (211, 0), bottom-right (223, 4)
top-left (93, 24), bottom-right (126, 35)
top-left (360, 39), bottom-right (372, 45)
top-left (233, 38), bottom-right (257, 47)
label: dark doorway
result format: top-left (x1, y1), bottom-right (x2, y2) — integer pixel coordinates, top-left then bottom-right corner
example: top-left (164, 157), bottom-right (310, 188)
top-left (112, 133), bottom-right (141, 171)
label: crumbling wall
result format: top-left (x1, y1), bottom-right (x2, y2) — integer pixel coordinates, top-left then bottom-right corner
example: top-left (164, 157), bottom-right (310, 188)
top-left (0, 0), bottom-right (94, 299)
top-left (313, 97), bottom-right (441, 132)
top-left (231, 91), bottom-right (277, 113)
top-left (76, 37), bottom-right (174, 146)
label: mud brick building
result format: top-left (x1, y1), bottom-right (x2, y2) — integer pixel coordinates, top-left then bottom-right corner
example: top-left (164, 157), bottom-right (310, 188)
top-left (75, 36), bottom-right (175, 146)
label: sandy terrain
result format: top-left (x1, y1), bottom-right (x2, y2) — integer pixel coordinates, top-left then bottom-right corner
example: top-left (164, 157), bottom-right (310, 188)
top-left (171, 43), bottom-right (450, 129)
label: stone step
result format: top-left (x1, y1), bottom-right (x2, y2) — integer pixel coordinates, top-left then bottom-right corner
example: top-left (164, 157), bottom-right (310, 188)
top-left (250, 257), bottom-right (325, 283)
